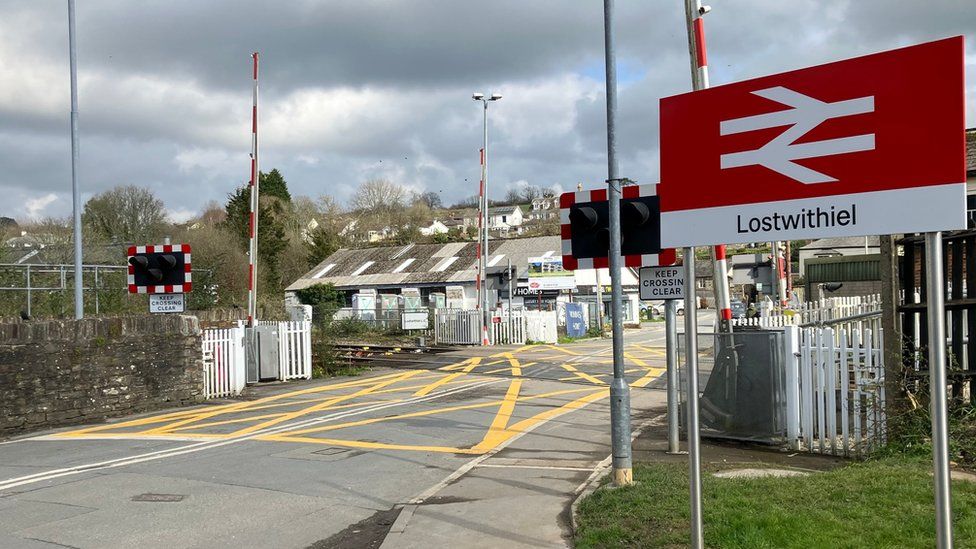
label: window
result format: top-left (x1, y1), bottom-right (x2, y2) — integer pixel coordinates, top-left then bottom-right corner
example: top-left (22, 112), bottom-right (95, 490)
top-left (392, 258), bottom-right (415, 273)
top-left (351, 261), bottom-right (374, 276)
top-left (432, 256), bottom-right (459, 272)
top-left (313, 264), bottom-right (336, 278)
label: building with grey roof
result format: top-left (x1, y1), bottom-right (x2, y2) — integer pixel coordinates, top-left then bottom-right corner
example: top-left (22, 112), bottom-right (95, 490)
top-left (798, 236), bottom-right (880, 277)
top-left (285, 235), bottom-right (644, 324)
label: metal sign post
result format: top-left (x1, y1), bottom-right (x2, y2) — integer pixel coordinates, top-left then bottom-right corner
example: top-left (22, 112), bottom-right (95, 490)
top-left (683, 249), bottom-right (703, 548)
top-left (665, 299), bottom-right (682, 455)
top-left (640, 266), bottom-right (687, 456)
top-left (925, 231), bottom-right (953, 548)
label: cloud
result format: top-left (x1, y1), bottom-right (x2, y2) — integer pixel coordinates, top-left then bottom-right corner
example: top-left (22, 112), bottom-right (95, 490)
top-left (0, 0), bottom-right (971, 223)
top-left (24, 193), bottom-right (59, 219)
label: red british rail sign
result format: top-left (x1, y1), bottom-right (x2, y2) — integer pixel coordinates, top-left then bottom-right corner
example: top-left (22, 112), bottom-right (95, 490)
top-left (659, 36), bottom-right (966, 248)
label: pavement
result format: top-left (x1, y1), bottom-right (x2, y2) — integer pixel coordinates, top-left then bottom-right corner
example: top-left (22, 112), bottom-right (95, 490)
top-left (0, 313), bottom-right (717, 549)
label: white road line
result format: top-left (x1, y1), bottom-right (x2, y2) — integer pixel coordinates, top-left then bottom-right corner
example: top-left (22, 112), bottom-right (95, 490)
top-left (0, 377), bottom-right (501, 492)
top-left (476, 463), bottom-right (596, 472)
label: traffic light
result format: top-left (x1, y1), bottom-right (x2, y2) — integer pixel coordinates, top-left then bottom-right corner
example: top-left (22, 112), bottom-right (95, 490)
top-left (567, 199), bottom-right (610, 259)
top-left (561, 186), bottom-right (675, 270)
top-left (565, 196), bottom-right (662, 259)
top-left (619, 195), bottom-right (661, 256)
top-left (127, 244), bottom-right (192, 294)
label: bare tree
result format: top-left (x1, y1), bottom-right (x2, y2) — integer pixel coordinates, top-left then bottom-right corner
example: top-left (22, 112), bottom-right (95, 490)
top-left (350, 179), bottom-right (406, 213)
top-left (83, 185), bottom-right (168, 244)
top-left (414, 191), bottom-right (443, 210)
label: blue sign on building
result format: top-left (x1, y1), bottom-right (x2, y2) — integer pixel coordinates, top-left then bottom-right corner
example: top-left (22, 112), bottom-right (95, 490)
top-left (566, 303), bottom-right (586, 338)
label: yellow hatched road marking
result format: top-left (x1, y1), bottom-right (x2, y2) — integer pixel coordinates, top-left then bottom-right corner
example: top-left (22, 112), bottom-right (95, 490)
top-left (414, 360), bottom-right (481, 396)
top-left (558, 363), bottom-right (606, 386)
top-left (223, 370), bottom-right (424, 437)
top-left (470, 379), bottom-right (522, 452)
top-left (623, 353), bottom-right (650, 367)
top-left (130, 371), bottom-right (415, 437)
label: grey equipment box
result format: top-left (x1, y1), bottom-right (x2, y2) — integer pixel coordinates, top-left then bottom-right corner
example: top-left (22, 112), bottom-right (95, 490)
top-left (245, 325), bottom-right (281, 383)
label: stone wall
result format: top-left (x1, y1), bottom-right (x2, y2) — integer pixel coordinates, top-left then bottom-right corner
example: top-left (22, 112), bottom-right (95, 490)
top-left (0, 315), bottom-right (204, 437)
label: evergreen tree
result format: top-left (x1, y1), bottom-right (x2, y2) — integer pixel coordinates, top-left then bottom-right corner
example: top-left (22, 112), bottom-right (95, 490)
top-left (222, 169), bottom-right (292, 291)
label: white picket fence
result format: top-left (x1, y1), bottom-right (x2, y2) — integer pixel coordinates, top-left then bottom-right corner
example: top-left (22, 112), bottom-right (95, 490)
top-left (268, 320), bottom-right (314, 381)
top-left (790, 324), bottom-right (886, 456)
top-left (732, 294), bottom-right (882, 330)
top-left (202, 325), bottom-right (246, 399)
top-left (201, 320), bottom-right (312, 400)
top-left (490, 312), bottom-right (527, 345)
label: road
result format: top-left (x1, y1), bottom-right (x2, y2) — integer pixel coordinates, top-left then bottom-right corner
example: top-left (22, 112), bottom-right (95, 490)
top-left (0, 315), bottom-right (714, 548)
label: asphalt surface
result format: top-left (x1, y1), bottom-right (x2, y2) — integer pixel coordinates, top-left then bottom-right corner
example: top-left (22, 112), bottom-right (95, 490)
top-left (0, 314), bottom-right (717, 549)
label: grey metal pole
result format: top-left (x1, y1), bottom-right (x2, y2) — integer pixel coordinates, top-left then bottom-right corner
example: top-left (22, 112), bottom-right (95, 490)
top-left (68, 0), bottom-right (83, 319)
top-left (26, 265), bottom-right (32, 318)
top-left (603, 0), bottom-right (632, 487)
top-left (925, 231), bottom-right (953, 548)
top-left (483, 100), bottom-right (490, 320)
top-left (683, 248), bottom-right (704, 549)
top-left (665, 299), bottom-right (682, 454)
top-left (595, 268), bottom-right (605, 332)
top-left (507, 258), bottom-right (513, 312)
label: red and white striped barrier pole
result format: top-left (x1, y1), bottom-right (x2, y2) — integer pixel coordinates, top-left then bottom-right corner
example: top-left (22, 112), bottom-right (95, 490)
top-left (685, 5), bottom-right (733, 332)
top-left (246, 52), bottom-right (259, 328)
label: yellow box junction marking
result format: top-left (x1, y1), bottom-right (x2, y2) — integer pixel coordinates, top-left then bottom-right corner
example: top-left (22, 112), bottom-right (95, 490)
top-left (52, 344), bottom-right (666, 455)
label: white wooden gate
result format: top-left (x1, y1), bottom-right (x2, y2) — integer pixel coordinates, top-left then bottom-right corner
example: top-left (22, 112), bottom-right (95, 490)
top-left (525, 310), bottom-right (558, 344)
top-left (276, 320), bottom-right (313, 380)
top-left (202, 325), bottom-right (245, 399)
top-left (434, 310), bottom-right (483, 345)
top-left (491, 313), bottom-right (527, 345)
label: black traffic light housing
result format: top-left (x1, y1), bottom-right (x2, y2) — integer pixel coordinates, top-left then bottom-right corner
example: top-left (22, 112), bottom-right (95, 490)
top-left (568, 200), bottom-right (610, 259)
top-left (128, 252), bottom-right (187, 287)
top-left (568, 195), bottom-right (662, 259)
top-left (619, 195), bottom-right (661, 256)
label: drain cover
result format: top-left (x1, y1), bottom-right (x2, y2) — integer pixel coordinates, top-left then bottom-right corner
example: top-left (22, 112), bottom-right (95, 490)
top-left (131, 493), bottom-right (187, 502)
top-left (313, 447), bottom-right (351, 456)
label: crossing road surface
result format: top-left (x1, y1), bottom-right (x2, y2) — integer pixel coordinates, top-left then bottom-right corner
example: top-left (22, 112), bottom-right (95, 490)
top-left (0, 325), bottom-right (689, 548)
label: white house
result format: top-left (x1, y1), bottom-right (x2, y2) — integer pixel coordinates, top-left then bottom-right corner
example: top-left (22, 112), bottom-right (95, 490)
top-left (487, 206), bottom-right (524, 234)
top-left (420, 220), bottom-right (449, 236)
top-left (530, 196), bottom-right (559, 221)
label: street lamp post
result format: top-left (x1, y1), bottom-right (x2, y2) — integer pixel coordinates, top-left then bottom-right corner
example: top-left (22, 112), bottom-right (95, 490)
top-left (472, 92), bottom-right (501, 338)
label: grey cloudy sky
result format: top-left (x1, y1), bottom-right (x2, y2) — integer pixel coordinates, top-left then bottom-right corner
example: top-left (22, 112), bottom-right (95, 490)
top-left (0, 0), bottom-right (973, 222)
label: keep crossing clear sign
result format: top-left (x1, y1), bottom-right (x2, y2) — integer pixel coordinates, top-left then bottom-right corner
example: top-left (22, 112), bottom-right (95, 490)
top-left (149, 293), bottom-right (186, 313)
top-left (639, 266), bottom-right (685, 300)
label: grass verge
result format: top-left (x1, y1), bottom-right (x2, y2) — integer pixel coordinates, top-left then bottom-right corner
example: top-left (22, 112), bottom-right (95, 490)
top-left (575, 457), bottom-right (976, 548)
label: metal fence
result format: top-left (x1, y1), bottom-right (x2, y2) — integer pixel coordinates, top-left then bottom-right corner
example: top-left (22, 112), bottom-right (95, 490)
top-left (434, 309), bottom-right (482, 345)
top-left (797, 325), bottom-right (886, 456)
top-left (680, 318), bottom-right (886, 456)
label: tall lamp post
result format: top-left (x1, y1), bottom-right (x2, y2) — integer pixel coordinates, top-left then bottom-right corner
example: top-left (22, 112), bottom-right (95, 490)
top-left (472, 92), bottom-right (501, 337)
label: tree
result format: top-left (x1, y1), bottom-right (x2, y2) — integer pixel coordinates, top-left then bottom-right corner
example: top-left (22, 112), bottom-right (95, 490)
top-left (82, 185), bottom-right (167, 244)
top-left (351, 179), bottom-right (406, 213)
top-left (451, 195), bottom-right (479, 209)
top-left (222, 169), bottom-right (293, 291)
top-left (306, 226), bottom-right (344, 268)
top-left (258, 168), bottom-right (292, 202)
top-left (415, 191), bottom-right (443, 210)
